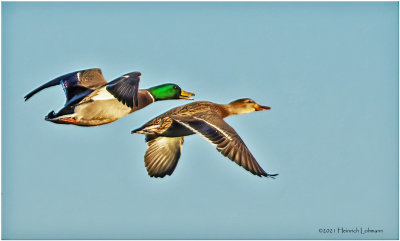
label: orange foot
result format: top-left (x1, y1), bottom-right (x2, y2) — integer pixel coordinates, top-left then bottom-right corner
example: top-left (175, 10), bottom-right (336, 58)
top-left (60, 118), bottom-right (79, 124)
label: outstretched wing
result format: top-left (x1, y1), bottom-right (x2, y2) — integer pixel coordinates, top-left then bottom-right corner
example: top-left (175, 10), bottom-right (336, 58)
top-left (24, 68), bottom-right (107, 106)
top-left (144, 136), bottom-right (185, 178)
top-left (106, 72), bottom-right (141, 108)
top-left (171, 113), bottom-right (277, 178)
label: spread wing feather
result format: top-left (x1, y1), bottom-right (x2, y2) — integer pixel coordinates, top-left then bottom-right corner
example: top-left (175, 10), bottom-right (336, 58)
top-left (106, 72), bottom-right (141, 108)
top-left (144, 136), bottom-right (184, 178)
top-left (171, 113), bottom-right (277, 178)
top-left (24, 68), bottom-right (107, 106)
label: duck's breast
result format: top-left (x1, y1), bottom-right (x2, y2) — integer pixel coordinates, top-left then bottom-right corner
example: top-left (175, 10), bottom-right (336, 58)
top-left (74, 98), bottom-right (131, 125)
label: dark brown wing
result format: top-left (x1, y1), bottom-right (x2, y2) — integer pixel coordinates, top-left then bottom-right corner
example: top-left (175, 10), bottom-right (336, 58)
top-left (24, 68), bottom-right (107, 106)
top-left (144, 136), bottom-right (184, 178)
top-left (78, 68), bottom-right (108, 88)
top-left (171, 113), bottom-right (277, 178)
top-left (106, 72), bottom-right (141, 108)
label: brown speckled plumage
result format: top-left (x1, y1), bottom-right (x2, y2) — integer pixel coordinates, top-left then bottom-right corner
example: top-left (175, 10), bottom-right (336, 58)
top-left (132, 99), bottom-right (278, 178)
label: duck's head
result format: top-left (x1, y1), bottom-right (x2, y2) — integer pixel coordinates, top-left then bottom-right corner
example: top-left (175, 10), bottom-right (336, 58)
top-left (148, 83), bottom-right (195, 101)
top-left (227, 98), bottom-right (270, 115)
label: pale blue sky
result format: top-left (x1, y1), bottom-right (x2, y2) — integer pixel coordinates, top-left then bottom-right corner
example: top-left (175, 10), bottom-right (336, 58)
top-left (2, 2), bottom-right (398, 239)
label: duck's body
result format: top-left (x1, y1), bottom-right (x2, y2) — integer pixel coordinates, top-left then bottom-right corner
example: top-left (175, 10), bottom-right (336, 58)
top-left (51, 89), bottom-right (155, 126)
top-left (132, 99), bottom-right (278, 178)
top-left (25, 68), bottom-right (194, 126)
top-left (73, 90), bottom-right (155, 125)
top-left (134, 101), bottom-right (224, 136)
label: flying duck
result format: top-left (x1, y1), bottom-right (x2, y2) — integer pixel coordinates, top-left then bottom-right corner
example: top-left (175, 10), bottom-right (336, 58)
top-left (24, 68), bottom-right (195, 126)
top-left (131, 98), bottom-right (278, 178)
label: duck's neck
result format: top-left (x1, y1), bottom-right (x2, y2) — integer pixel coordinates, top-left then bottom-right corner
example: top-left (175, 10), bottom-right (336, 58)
top-left (129, 90), bottom-right (155, 113)
top-left (218, 103), bottom-right (252, 118)
top-left (143, 89), bottom-right (156, 103)
top-left (217, 104), bottom-right (236, 118)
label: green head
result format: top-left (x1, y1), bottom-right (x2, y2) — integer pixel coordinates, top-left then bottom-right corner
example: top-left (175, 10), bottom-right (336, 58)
top-left (147, 83), bottom-right (195, 101)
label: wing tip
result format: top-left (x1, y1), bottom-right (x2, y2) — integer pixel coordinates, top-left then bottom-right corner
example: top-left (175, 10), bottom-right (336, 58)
top-left (24, 89), bottom-right (42, 101)
top-left (128, 71), bottom-right (141, 77)
top-left (262, 172), bottom-right (278, 179)
top-left (148, 170), bottom-right (173, 178)
top-left (148, 173), bottom-right (170, 178)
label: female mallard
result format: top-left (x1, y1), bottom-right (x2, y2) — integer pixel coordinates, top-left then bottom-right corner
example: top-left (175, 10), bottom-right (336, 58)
top-left (24, 68), bottom-right (195, 126)
top-left (131, 98), bottom-right (278, 178)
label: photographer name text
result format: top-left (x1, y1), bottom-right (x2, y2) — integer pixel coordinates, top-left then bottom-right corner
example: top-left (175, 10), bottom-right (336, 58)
top-left (319, 227), bottom-right (383, 234)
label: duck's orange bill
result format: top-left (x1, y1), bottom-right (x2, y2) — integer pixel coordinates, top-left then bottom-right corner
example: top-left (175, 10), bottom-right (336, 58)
top-left (179, 90), bottom-right (195, 100)
top-left (255, 104), bottom-right (271, 111)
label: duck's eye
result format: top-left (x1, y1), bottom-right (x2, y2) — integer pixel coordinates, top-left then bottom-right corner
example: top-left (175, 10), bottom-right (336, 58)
top-left (173, 86), bottom-right (178, 89)
top-left (246, 100), bottom-right (254, 103)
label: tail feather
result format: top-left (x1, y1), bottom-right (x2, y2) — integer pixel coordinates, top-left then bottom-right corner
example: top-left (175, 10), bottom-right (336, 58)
top-left (131, 127), bottom-right (142, 134)
top-left (131, 124), bottom-right (161, 135)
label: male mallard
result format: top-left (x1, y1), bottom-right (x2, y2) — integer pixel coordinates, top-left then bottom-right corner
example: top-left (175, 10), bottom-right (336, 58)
top-left (131, 98), bottom-right (278, 178)
top-left (24, 68), bottom-right (195, 126)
